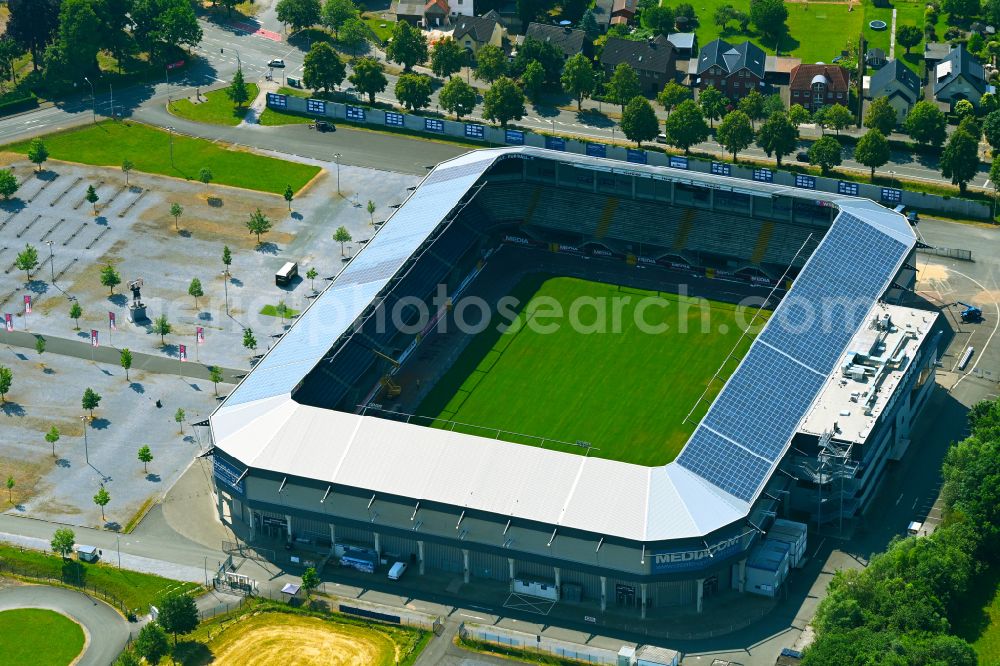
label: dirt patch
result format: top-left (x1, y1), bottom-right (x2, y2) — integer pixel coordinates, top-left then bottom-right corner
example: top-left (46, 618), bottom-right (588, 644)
top-left (917, 263), bottom-right (950, 282)
top-left (136, 191), bottom-right (291, 249)
top-left (0, 455), bottom-right (48, 507)
top-left (209, 613), bottom-right (396, 666)
top-left (32, 498), bottom-right (84, 516)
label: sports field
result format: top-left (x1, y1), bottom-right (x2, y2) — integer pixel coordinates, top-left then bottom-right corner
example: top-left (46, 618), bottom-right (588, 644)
top-left (417, 276), bottom-right (766, 466)
top-left (0, 608), bottom-right (85, 665)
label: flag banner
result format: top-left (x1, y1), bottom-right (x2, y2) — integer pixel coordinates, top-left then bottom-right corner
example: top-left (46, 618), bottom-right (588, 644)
top-left (179, 344), bottom-right (187, 362)
top-left (4, 314), bottom-right (11, 332)
top-left (196, 327), bottom-right (204, 345)
top-left (23, 295), bottom-right (31, 314)
top-left (109, 311), bottom-right (116, 331)
top-left (91, 330), bottom-right (99, 347)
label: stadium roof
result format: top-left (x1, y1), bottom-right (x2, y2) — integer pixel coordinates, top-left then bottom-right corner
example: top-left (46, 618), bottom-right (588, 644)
top-left (211, 147), bottom-right (915, 543)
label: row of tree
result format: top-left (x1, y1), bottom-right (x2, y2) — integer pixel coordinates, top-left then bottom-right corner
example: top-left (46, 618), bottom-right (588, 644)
top-left (803, 398), bottom-right (1000, 664)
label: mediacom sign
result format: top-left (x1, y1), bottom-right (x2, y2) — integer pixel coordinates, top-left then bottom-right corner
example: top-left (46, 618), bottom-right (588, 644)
top-left (651, 534), bottom-right (747, 572)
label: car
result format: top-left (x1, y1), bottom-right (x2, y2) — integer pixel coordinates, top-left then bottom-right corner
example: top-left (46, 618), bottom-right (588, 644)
top-left (268, 58), bottom-right (285, 68)
top-left (313, 120), bottom-right (334, 132)
top-left (655, 133), bottom-right (668, 144)
top-left (796, 151), bottom-right (810, 162)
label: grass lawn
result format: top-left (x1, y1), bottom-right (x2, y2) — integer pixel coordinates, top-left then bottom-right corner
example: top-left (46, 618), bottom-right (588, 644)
top-left (3, 121), bottom-right (319, 195)
top-left (0, 544), bottom-right (201, 613)
top-left (260, 303), bottom-right (300, 317)
top-left (952, 565), bottom-right (1000, 663)
top-left (170, 600), bottom-right (429, 666)
top-left (168, 83), bottom-right (260, 127)
top-left (416, 275), bottom-right (763, 466)
top-left (0, 608), bottom-right (85, 666)
top-left (362, 13), bottom-right (396, 44)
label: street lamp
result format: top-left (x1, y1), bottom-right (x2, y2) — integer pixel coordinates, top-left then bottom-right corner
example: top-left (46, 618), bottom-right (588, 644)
top-left (221, 47), bottom-right (242, 72)
top-left (222, 269), bottom-right (230, 316)
top-left (108, 83), bottom-right (114, 120)
top-left (80, 415), bottom-right (89, 465)
top-left (167, 126), bottom-right (175, 167)
top-left (45, 240), bottom-right (54, 283)
top-left (334, 153), bottom-right (342, 196)
top-left (83, 77), bottom-right (96, 123)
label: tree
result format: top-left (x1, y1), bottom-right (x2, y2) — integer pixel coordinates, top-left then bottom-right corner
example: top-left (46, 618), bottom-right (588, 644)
top-left (157, 593), bottom-right (199, 646)
top-left (84, 185), bottom-right (100, 215)
top-left (301, 566), bottom-right (321, 597)
top-left (93, 485), bottom-right (110, 521)
top-left (334, 226), bottom-right (352, 255)
top-left (303, 42), bottom-right (346, 93)
top-left (641, 5), bottom-right (676, 37)
top-left (45, 425), bottom-right (60, 457)
top-left (35, 336), bottom-right (45, 358)
top-left (198, 167), bottom-right (213, 190)
top-left (51, 527), bottom-right (74, 558)
top-left (276, 0), bottom-right (321, 32)
top-left (243, 328), bottom-right (258, 354)
top-left (134, 622), bottom-right (169, 666)
top-left (906, 101), bottom-right (948, 147)
top-left (896, 24), bottom-right (922, 55)
top-left (943, 0), bottom-right (979, 18)
top-left (620, 96), bottom-right (659, 147)
top-left (131, 0), bottom-right (202, 58)
top-left (367, 200), bottom-right (376, 225)
top-left (149, 314), bottom-right (170, 345)
top-left (226, 68), bottom-right (250, 108)
top-left (121, 159), bottom-right (134, 187)
top-left (138, 445), bottom-right (154, 473)
top-left (664, 99), bottom-right (710, 153)
top-left (82, 387), bottom-right (102, 418)
top-left (322, 0), bottom-right (358, 38)
top-left (941, 129), bottom-right (980, 194)
top-left (991, 154), bottom-right (1000, 218)
top-left (657, 81), bottom-right (690, 116)
top-left (823, 105), bottom-right (854, 135)
top-left (169, 202), bottom-right (183, 230)
top-left (512, 38), bottom-right (563, 84)
top-left (222, 245), bottom-right (232, 275)
top-left (338, 17), bottom-right (370, 55)
top-left (386, 20), bottom-right (428, 72)
top-left (305, 267), bottom-right (319, 293)
top-left (45, 0), bottom-right (101, 81)
top-left (349, 57), bottom-right (387, 104)
top-left (188, 278), bottom-right (204, 309)
top-left (174, 407), bottom-right (185, 430)
top-left (737, 89), bottom-right (765, 128)
top-left (750, 0), bottom-right (788, 40)
top-left (431, 38), bottom-right (464, 79)
top-left (864, 96), bottom-right (897, 135)
top-left (475, 44), bottom-right (507, 83)
top-left (717, 110), bottom-right (755, 160)
top-left (7, 0), bottom-right (60, 71)
top-left (756, 112), bottom-right (798, 166)
top-left (247, 208), bottom-right (272, 244)
top-left (438, 77), bottom-right (477, 119)
top-left (0, 170), bottom-right (18, 200)
top-left (981, 110), bottom-right (1000, 152)
top-left (100, 264), bottom-right (121, 295)
top-left (70, 302), bottom-right (82, 330)
top-left (0, 366), bottom-right (10, 403)
top-left (578, 9), bottom-right (600, 39)
top-left (5, 475), bottom-right (13, 503)
top-left (809, 135), bottom-right (843, 174)
top-left (114, 650), bottom-right (142, 666)
top-left (27, 139), bottom-right (48, 172)
top-left (606, 63), bottom-right (641, 111)
top-left (15, 243), bottom-right (38, 281)
top-left (209, 366), bottom-right (224, 395)
top-left (522, 60), bottom-right (546, 101)
top-left (699, 85), bottom-right (726, 128)
top-left (394, 73), bottom-right (433, 111)
top-left (119, 347), bottom-right (133, 382)
top-left (788, 103), bottom-right (811, 128)
top-left (484, 77), bottom-right (526, 128)
top-left (854, 129), bottom-right (890, 179)
top-left (561, 54), bottom-right (597, 111)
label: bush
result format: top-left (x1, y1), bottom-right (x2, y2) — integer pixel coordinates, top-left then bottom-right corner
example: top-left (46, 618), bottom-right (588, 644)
top-left (0, 92), bottom-right (39, 117)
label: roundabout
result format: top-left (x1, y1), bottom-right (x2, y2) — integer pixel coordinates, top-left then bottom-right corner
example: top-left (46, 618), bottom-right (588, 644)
top-left (0, 584), bottom-right (130, 666)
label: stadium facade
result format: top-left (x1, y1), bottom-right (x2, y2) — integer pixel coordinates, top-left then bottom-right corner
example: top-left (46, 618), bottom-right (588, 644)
top-left (208, 148), bottom-right (940, 616)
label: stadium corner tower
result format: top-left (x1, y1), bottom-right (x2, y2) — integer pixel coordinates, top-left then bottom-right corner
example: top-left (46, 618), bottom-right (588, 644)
top-left (208, 147), bottom-right (940, 619)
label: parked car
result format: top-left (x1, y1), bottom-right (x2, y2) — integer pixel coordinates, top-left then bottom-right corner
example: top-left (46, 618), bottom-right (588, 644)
top-left (796, 151), bottom-right (810, 162)
top-left (312, 120), bottom-right (335, 132)
top-left (268, 58), bottom-right (285, 68)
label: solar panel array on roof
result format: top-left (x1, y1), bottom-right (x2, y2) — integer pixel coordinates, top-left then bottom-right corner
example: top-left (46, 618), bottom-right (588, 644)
top-left (677, 428), bottom-right (772, 501)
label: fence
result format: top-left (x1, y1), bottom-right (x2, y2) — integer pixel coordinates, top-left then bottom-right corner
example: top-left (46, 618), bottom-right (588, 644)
top-left (917, 246), bottom-right (974, 261)
top-left (265, 93), bottom-right (994, 221)
top-left (460, 622), bottom-right (624, 665)
top-left (0, 556), bottom-right (133, 617)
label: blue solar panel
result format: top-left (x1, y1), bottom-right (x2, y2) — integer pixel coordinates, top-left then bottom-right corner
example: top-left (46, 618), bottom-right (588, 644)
top-left (677, 428), bottom-right (773, 501)
top-left (701, 344), bottom-right (825, 461)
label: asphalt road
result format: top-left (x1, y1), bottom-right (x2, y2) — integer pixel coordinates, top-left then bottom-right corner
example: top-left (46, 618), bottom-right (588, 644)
top-left (0, 584), bottom-right (131, 666)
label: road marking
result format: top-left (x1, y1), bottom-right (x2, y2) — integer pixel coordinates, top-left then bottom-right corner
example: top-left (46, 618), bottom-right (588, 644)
top-left (459, 613), bottom-right (486, 620)
top-left (951, 271), bottom-right (1000, 387)
top-left (895, 492), bottom-right (904, 505)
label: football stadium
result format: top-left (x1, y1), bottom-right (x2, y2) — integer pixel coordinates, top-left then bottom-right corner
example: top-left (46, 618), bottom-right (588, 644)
top-left (208, 147), bottom-right (941, 618)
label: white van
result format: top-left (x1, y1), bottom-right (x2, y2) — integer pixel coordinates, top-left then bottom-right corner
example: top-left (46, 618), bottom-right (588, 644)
top-left (387, 561), bottom-right (408, 580)
top-left (275, 261), bottom-right (298, 287)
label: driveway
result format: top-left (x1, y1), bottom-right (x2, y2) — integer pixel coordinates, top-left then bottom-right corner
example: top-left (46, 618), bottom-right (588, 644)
top-left (0, 584), bottom-right (131, 666)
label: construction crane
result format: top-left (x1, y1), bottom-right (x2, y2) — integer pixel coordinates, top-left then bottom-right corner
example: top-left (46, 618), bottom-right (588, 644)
top-left (958, 302), bottom-right (983, 323)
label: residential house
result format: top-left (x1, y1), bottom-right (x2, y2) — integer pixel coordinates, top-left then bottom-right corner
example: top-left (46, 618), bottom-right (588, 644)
top-left (868, 59), bottom-right (923, 123)
top-left (424, 0), bottom-right (450, 27)
top-left (764, 55), bottom-right (801, 86)
top-left (788, 63), bottom-right (851, 113)
top-left (865, 47), bottom-right (887, 69)
top-left (395, 0), bottom-right (426, 26)
top-left (611, 0), bottom-right (638, 26)
top-left (933, 43), bottom-right (990, 108)
top-left (667, 33), bottom-right (696, 60)
top-left (923, 42), bottom-right (952, 73)
top-left (525, 23), bottom-right (591, 60)
top-left (452, 11), bottom-right (505, 57)
top-left (593, 0), bottom-right (613, 33)
top-left (600, 35), bottom-right (677, 94)
top-left (695, 38), bottom-right (767, 102)
top-left (451, 0), bottom-right (474, 18)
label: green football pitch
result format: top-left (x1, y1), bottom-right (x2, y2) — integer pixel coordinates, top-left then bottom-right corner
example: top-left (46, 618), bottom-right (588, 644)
top-left (416, 276), bottom-right (767, 466)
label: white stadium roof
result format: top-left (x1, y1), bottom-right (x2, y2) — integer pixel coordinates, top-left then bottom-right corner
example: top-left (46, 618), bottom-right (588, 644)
top-left (211, 147), bottom-right (915, 543)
